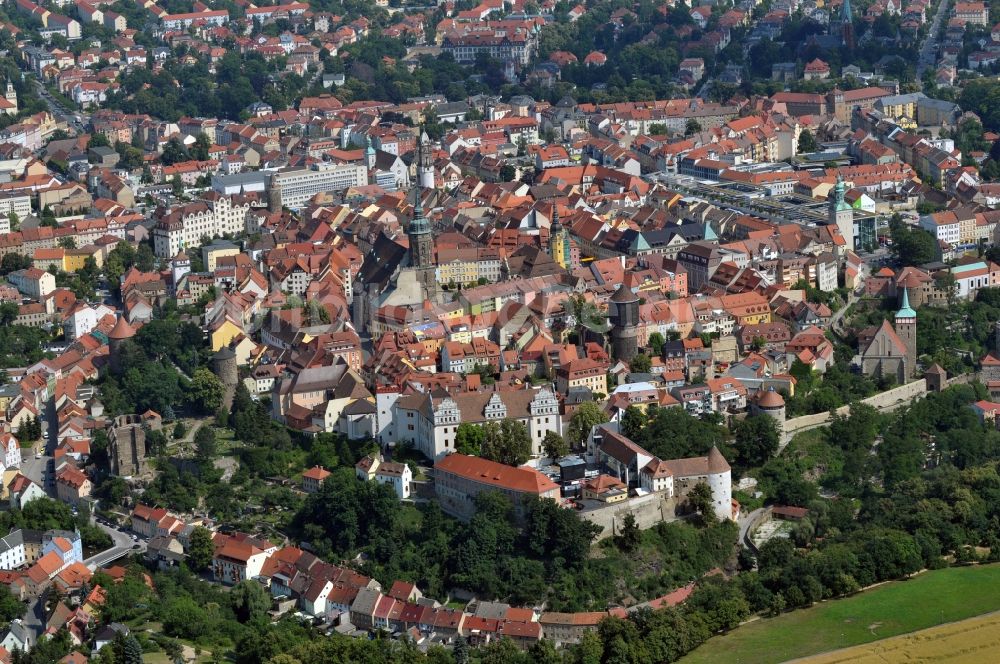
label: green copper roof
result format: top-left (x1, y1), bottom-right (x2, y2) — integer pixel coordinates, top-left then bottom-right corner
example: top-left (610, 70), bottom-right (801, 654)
top-left (896, 287), bottom-right (916, 319)
top-left (631, 232), bottom-right (651, 251)
top-left (831, 174), bottom-right (852, 212)
top-left (409, 206), bottom-right (430, 235)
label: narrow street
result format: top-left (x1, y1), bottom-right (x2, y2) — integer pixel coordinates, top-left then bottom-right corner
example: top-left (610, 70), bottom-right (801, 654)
top-left (830, 289), bottom-right (860, 337)
top-left (33, 79), bottom-right (87, 132)
top-left (16, 519), bottom-right (141, 645)
top-left (916, 0), bottom-right (951, 83)
top-left (19, 592), bottom-right (45, 646)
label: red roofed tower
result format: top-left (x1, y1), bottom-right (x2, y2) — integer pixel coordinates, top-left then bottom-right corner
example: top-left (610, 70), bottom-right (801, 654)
top-left (108, 316), bottom-right (135, 376)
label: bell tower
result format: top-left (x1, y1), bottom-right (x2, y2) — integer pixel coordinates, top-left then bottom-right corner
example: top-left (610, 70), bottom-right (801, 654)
top-left (828, 174), bottom-right (854, 250)
top-left (4, 81), bottom-right (16, 111)
top-left (365, 135), bottom-right (376, 171)
top-left (418, 131), bottom-right (435, 190)
top-left (408, 167), bottom-right (437, 300)
top-left (548, 204), bottom-right (570, 269)
top-left (895, 286), bottom-right (917, 380)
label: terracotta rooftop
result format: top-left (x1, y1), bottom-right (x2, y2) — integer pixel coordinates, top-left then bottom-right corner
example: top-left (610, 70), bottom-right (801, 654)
top-left (435, 454), bottom-right (558, 495)
top-left (107, 316), bottom-right (135, 340)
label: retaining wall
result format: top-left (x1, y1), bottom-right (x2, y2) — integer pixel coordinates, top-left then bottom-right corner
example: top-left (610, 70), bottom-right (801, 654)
top-left (579, 493), bottom-right (678, 541)
top-left (784, 378), bottom-right (930, 439)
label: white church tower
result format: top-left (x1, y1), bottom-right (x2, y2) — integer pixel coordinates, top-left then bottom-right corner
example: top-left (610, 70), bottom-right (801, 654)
top-left (2, 81), bottom-right (16, 116)
top-left (417, 131), bottom-right (435, 190)
top-left (170, 251), bottom-right (190, 294)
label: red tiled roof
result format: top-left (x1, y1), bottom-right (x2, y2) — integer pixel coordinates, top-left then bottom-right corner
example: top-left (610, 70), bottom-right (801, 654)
top-left (302, 465), bottom-right (331, 481)
top-left (646, 582), bottom-right (695, 610)
top-left (435, 454), bottom-right (558, 494)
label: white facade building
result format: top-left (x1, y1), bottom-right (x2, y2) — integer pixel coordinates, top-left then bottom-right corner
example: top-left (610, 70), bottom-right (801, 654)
top-left (63, 303), bottom-right (113, 340)
top-left (271, 162), bottom-right (368, 209)
top-left (1, 433), bottom-right (19, 470)
top-left (592, 423), bottom-right (734, 522)
top-left (0, 531), bottom-right (25, 570)
top-left (160, 10), bottom-right (229, 30)
top-left (920, 212), bottom-right (961, 246)
top-left (7, 268), bottom-right (55, 300)
top-left (355, 455), bottom-right (413, 500)
top-left (393, 387), bottom-right (562, 461)
top-left (0, 193), bottom-right (30, 225)
top-left (152, 194), bottom-right (255, 258)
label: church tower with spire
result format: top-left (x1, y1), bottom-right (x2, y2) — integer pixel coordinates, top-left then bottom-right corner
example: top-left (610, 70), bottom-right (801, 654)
top-left (828, 174), bottom-right (854, 249)
top-left (841, 0), bottom-right (855, 49)
top-left (365, 135), bottom-right (376, 172)
top-left (895, 286), bottom-right (917, 378)
top-left (547, 204), bottom-right (570, 269)
top-left (408, 175), bottom-right (437, 301)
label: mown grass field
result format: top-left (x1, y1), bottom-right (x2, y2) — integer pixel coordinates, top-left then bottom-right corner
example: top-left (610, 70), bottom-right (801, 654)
top-left (796, 610), bottom-right (1000, 663)
top-left (679, 564), bottom-right (1000, 664)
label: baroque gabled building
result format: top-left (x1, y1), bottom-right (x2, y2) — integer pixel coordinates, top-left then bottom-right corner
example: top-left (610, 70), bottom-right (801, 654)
top-left (393, 387), bottom-right (562, 461)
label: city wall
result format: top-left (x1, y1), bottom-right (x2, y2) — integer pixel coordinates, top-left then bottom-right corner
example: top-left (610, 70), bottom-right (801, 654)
top-left (579, 493), bottom-right (678, 541)
top-left (783, 378), bottom-right (929, 439)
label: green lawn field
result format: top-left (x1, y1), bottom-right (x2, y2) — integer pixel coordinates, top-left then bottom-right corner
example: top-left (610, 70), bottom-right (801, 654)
top-left (679, 564), bottom-right (1000, 664)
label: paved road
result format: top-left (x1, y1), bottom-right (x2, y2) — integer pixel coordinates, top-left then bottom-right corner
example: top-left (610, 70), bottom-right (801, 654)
top-left (18, 453), bottom-right (51, 493)
top-left (830, 289), bottom-right (861, 337)
top-left (33, 80), bottom-right (86, 132)
top-left (84, 521), bottom-right (144, 571)
top-left (738, 507), bottom-right (767, 551)
top-left (19, 592), bottom-right (46, 646)
top-left (917, 0), bottom-right (950, 82)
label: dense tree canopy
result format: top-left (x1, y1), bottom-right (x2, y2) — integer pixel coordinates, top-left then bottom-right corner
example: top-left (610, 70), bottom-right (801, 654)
top-left (734, 415), bottom-right (780, 468)
top-left (480, 419), bottom-right (532, 466)
top-left (631, 406), bottom-right (732, 463)
top-left (189, 368), bottom-right (225, 415)
top-left (567, 401), bottom-right (609, 449)
top-left (959, 78), bottom-right (1000, 133)
top-left (889, 215), bottom-right (939, 266)
top-left (292, 469), bottom-right (602, 607)
top-left (455, 422), bottom-right (485, 456)
top-left (541, 430), bottom-right (569, 460)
